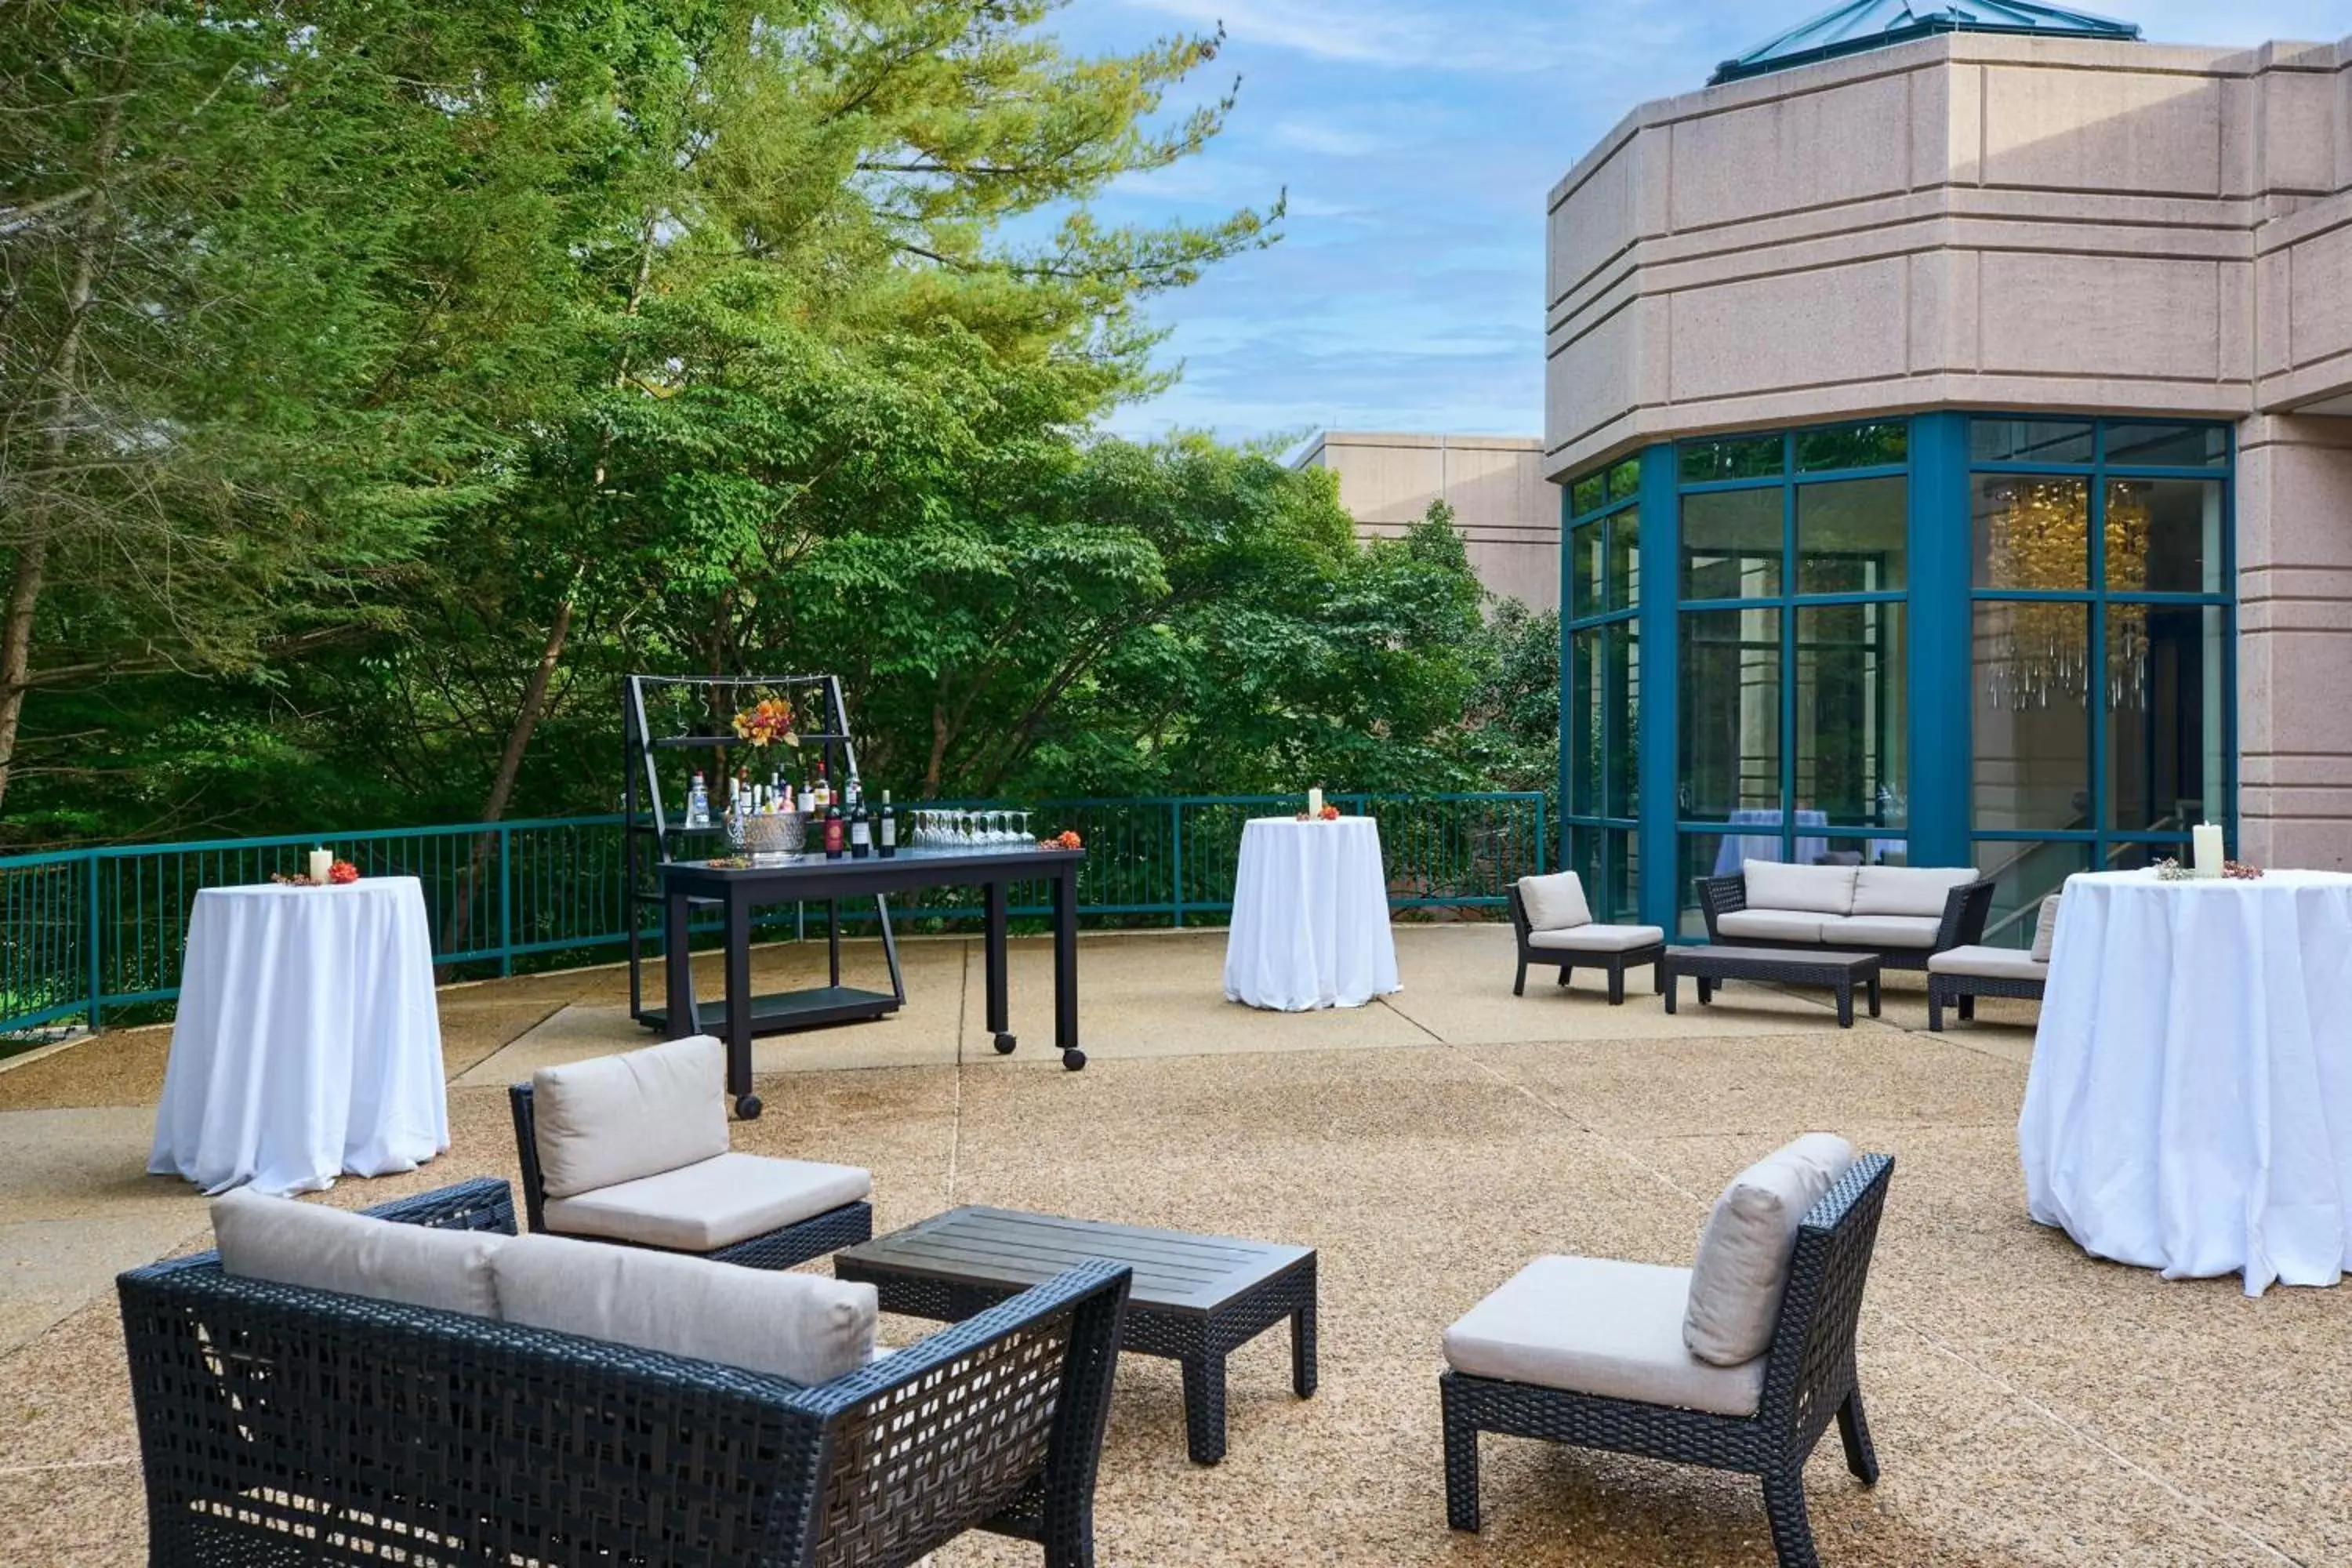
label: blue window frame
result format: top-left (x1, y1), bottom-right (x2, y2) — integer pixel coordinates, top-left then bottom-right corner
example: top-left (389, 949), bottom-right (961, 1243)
top-left (1560, 457), bottom-right (1641, 920)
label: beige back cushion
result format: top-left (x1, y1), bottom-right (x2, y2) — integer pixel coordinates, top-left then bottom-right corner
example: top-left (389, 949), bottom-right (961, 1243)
top-left (1740, 860), bottom-right (1857, 916)
top-left (212, 1188), bottom-right (503, 1318)
top-left (1683, 1133), bottom-right (1854, 1367)
top-left (532, 1034), bottom-right (730, 1199)
top-left (2030, 894), bottom-right (2063, 963)
top-left (1516, 873), bottom-right (1592, 933)
top-left (1850, 866), bottom-right (1979, 919)
top-left (494, 1232), bottom-right (877, 1385)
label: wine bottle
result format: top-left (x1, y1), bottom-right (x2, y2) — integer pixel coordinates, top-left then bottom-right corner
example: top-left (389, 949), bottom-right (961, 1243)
top-left (848, 785), bottom-right (872, 858)
top-left (823, 799), bottom-right (845, 858)
top-left (814, 760), bottom-right (832, 813)
top-left (877, 789), bottom-right (896, 858)
top-left (796, 774), bottom-right (814, 815)
top-left (687, 771), bottom-right (709, 828)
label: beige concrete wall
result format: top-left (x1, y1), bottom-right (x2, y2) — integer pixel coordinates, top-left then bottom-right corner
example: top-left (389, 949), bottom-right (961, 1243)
top-left (1544, 32), bottom-right (2352, 481)
top-left (2235, 413), bottom-right (2352, 870)
top-left (1297, 433), bottom-right (1559, 611)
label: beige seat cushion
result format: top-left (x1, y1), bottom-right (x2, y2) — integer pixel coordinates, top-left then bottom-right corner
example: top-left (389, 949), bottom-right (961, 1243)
top-left (1741, 860), bottom-right (1857, 916)
top-left (1715, 909), bottom-right (1824, 944)
top-left (543, 1151), bottom-right (873, 1252)
top-left (1928, 944), bottom-right (2048, 982)
top-left (1445, 1256), bottom-right (1763, 1417)
top-left (2030, 894), bottom-right (2063, 962)
top-left (212, 1188), bottom-right (502, 1318)
top-left (1517, 873), bottom-right (1592, 933)
top-left (1529, 922), bottom-right (1667, 953)
top-left (1817, 913), bottom-right (1942, 949)
top-left (1851, 866), bottom-right (1979, 918)
top-left (495, 1232), bottom-right (877, 1385)
top-left (532, 1035), bottom-right (730, 1200)
top-left (1684, 1133), bottom-right (1853, 1367)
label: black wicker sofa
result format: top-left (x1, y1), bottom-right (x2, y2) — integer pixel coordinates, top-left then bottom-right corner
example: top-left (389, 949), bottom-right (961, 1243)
top-left (1695, 861), bottom-right (1994, 971)
top-left (118, 1178), bottom-right (1131, 1568)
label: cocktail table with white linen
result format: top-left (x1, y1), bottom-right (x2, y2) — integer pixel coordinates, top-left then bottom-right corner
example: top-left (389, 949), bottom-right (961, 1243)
top-left (149, 875), bottom-right (448, 1196)
top-left (1222, 815), bottom-right (1400, 1011)
top-left (2018, 868), bottom-right (2352, 1295)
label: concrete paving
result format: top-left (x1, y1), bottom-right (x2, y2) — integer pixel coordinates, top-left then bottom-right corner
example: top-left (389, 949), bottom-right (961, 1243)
top-left (0, 924), bottom-right (2339, 1566)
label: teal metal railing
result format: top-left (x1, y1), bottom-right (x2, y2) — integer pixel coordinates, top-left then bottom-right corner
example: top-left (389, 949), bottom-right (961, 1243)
top-left (0, 792), bottom-right (1543, 1038)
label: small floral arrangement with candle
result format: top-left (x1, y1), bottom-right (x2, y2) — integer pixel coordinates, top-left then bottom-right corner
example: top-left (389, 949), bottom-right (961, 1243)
top-left (2158, 855), bottom-right (2263, 881)
top-left (2223, 858), bottom-right (2266, 880)
top-left (1040, 829), bottom-right (1082, 850)
top-left (730, 694), bottom-right (799, 749)
top-left (268, 859), bottom-right (358, 886)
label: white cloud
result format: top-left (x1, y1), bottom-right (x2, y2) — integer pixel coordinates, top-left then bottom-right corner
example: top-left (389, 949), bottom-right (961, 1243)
top-left (1271, 117), bottom-right (1388, 155)
top-left (1123, 0), bottom-right (1686, 74)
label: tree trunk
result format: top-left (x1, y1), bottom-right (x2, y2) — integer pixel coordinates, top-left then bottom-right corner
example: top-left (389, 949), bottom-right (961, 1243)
top-left (0, 107), bottom-right (118, 817)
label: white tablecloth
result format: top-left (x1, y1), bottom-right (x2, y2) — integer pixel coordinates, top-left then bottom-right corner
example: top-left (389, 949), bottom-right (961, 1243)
top-left (1223, 817), bottom-right (1401, 1011)
top-left (150, 877), bottom-right (448, 1196)
top-left (2018, 869), bottom-right (2352, 1294)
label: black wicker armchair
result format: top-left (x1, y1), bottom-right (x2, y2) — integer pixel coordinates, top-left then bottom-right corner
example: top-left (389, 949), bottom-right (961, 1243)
top-left (1507, 884), bottom-right (1666, 1005)
top-left (510, 1081), bottom-right (872, 1268)
top-left (119, 1178), bottom-right (1130, 1568)
top-left (1441, 1154), bottom-right (1894, 1568)
top-left (1695, 873), bottom-right (1993, 971)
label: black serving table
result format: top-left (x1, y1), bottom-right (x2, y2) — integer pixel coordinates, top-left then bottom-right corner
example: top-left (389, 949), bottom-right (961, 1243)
top-left (835, 1206), bottom-right (1317, 1465)
top-left (658, 844), bottom-right (1087, 1116)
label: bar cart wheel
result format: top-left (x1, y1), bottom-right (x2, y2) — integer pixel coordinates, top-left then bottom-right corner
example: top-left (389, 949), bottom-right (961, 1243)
top-left (993, 1032), bottom-right (1017, 1055)
top-left (735, 1093), bottom-right (763, 1120)
top-left (1062, 1048), bottom-right (1086, 1071)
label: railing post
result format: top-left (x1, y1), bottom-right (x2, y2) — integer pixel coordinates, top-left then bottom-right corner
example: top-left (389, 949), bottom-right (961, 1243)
top-left (498, 824), bottom-right (514, 977)
top-left (84, 852), bottom-right (102, 1034)
top-left (1171, 800), bottom-right (1185, 929)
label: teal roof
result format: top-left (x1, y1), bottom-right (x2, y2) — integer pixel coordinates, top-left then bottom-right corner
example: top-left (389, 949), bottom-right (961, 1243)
top-left (1710, 0), bottom-right (2141, 83)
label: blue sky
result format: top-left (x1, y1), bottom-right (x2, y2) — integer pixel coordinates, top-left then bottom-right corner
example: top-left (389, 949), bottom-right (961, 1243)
top-left (1044, 0), bottom-right (2350, 448)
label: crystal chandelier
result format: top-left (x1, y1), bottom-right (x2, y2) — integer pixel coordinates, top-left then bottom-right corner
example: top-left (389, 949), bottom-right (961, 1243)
top-left (1980, 480), bottom-right (2148, 712)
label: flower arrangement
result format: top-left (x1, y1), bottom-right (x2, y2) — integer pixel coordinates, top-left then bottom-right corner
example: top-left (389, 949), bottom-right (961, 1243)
top-left (2155, 857), bottom-right (2191, 881)
top-left (730, 694), bottom-right (799, 750)
top-left (1295, 804), bottom-right (1341, 821)
top-left (269, 859), bottom-right (358, 886)
top-left (1040, 829), bottom-right (1083, 850)
top-left (2157, 856), bottom-right (2264, 881)
top-left (2223, 859), bottom-right (2266, 880)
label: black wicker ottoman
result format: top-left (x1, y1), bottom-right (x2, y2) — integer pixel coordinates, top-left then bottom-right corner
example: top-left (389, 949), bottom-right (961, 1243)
top-left (836, 1206), bottom-right (1316, 1465)
top-left (1662, 945), bottom-right (1882, 1028)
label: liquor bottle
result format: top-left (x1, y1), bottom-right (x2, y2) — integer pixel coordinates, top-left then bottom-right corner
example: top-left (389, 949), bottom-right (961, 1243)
top-left (796, 775), bottom-right (814, 815)
top-left (769, 769), bottom-right (782, 804)
top-left (686, 771), bottom-right (710, 829)
top-left (877, 789), bottom-right (897, 858)
top-left (814, 760), bottom-right (832, 813)
top-left (822, 798), bottom-right (845, 858)
top-left (848, 785), bottom-right (872, 858)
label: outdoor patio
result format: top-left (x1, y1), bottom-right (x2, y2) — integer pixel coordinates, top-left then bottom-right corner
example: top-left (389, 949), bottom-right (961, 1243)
top-left (2, 922), bottom-right (2342, 1567)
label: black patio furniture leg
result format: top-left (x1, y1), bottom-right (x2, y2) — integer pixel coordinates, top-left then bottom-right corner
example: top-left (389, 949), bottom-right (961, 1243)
top-left (1440, 1377), bottom-right (1481, 1531)
top-left (1958, 994), bottom-right (1975, 1021)
top-left (1698, 976), bottom-right (1714, 1005)
top-left (1608, 962), bottom-right (1625, 1005)
top-left (1291, 1279), bottom-right (1318, 1398)
top-left (1662, 970), bottom-right (1678, 1014)
top-left (1053, 864), bottom-right (1083, 1069)
top-left (1867, 974), bottom-right (1881, 1018)
top-left (663, 887), bottom-right (695, 1040)
top-left (1556, 963), bottom-right (1571, 987)
top-left (1928, 982), bottom-right (1944, 1031)
top-left (1761, 1471), bottom-right (1821, 1568)
top-left (1838, 1388), bottom-right (1879, 1484)
top-left (1653, 956), bottom-right (1666, 993)
top-left (726, 884), bottom-right (759, 1118)
top-left (1513, 956), bottom-right (1526, 996)
top-left (985, 877), bottom-right (1014, 1053)
top-left (1835, 977), bottom-right (1853, 1029)
top-left (1180, 1352), bottom-right (1229, 1465)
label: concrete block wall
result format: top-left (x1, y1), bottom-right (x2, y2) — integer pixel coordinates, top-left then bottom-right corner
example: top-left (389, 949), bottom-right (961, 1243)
top-left (1296, 433), bottom-right (1559, 612)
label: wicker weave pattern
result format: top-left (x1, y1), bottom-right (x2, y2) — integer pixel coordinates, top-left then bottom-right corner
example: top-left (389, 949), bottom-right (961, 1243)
top-left (1693, 875), bottom-right (1994, 972)
top-left (1662, 947), bottom-right (1880, 1028)
top-left (1441, 1155), bottom-right (1893, 1568)
top-left (1926, 971), bottom-right (2044, 1030)
top-left (509, 1082), bottom-right (873, 1268)
top-left (118, 1178), bottom-right (1131, 1568)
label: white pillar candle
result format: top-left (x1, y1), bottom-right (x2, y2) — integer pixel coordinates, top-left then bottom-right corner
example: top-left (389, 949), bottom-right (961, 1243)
top-left (1307, 787), bottom-right (1323, 819)
top-left (308, 846), bottom-right (333, 885)
top-left (2191, 822), bottom-right (2224, 878)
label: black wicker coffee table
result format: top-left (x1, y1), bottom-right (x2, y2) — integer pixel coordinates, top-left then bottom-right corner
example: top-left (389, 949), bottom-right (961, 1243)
top-left (1661, 945), bottom-right (1882, 1028)
top-left (834, 1207), bottom-right (1316, 1465)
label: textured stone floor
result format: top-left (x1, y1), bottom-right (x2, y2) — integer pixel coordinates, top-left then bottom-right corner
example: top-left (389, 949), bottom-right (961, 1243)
top-left (0, 926), bottom-right (2342, 1566)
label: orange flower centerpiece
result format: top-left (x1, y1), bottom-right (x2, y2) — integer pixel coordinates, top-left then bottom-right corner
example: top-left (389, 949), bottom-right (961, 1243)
top-left (730, 693), bottom-right (799, 750)
top-left (1041, 829), bottom-right (1083, 851)
top-left (1318, 804), bottom-right (1340, 820)
top-left (328, 858), bottom-right (360, 884)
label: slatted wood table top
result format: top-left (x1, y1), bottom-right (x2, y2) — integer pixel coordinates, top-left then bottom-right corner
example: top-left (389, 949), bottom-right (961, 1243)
top-left (835, 1207), bottom-right (1314, 1319)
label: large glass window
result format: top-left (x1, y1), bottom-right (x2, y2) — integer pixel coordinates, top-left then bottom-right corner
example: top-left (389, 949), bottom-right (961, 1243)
top-left (1561, 457), bottom-right (1642, 920)
top-left (1671, 423), bottom-right (1910, 934)
top-left (1969, 418), bottom-right (2234, 943)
